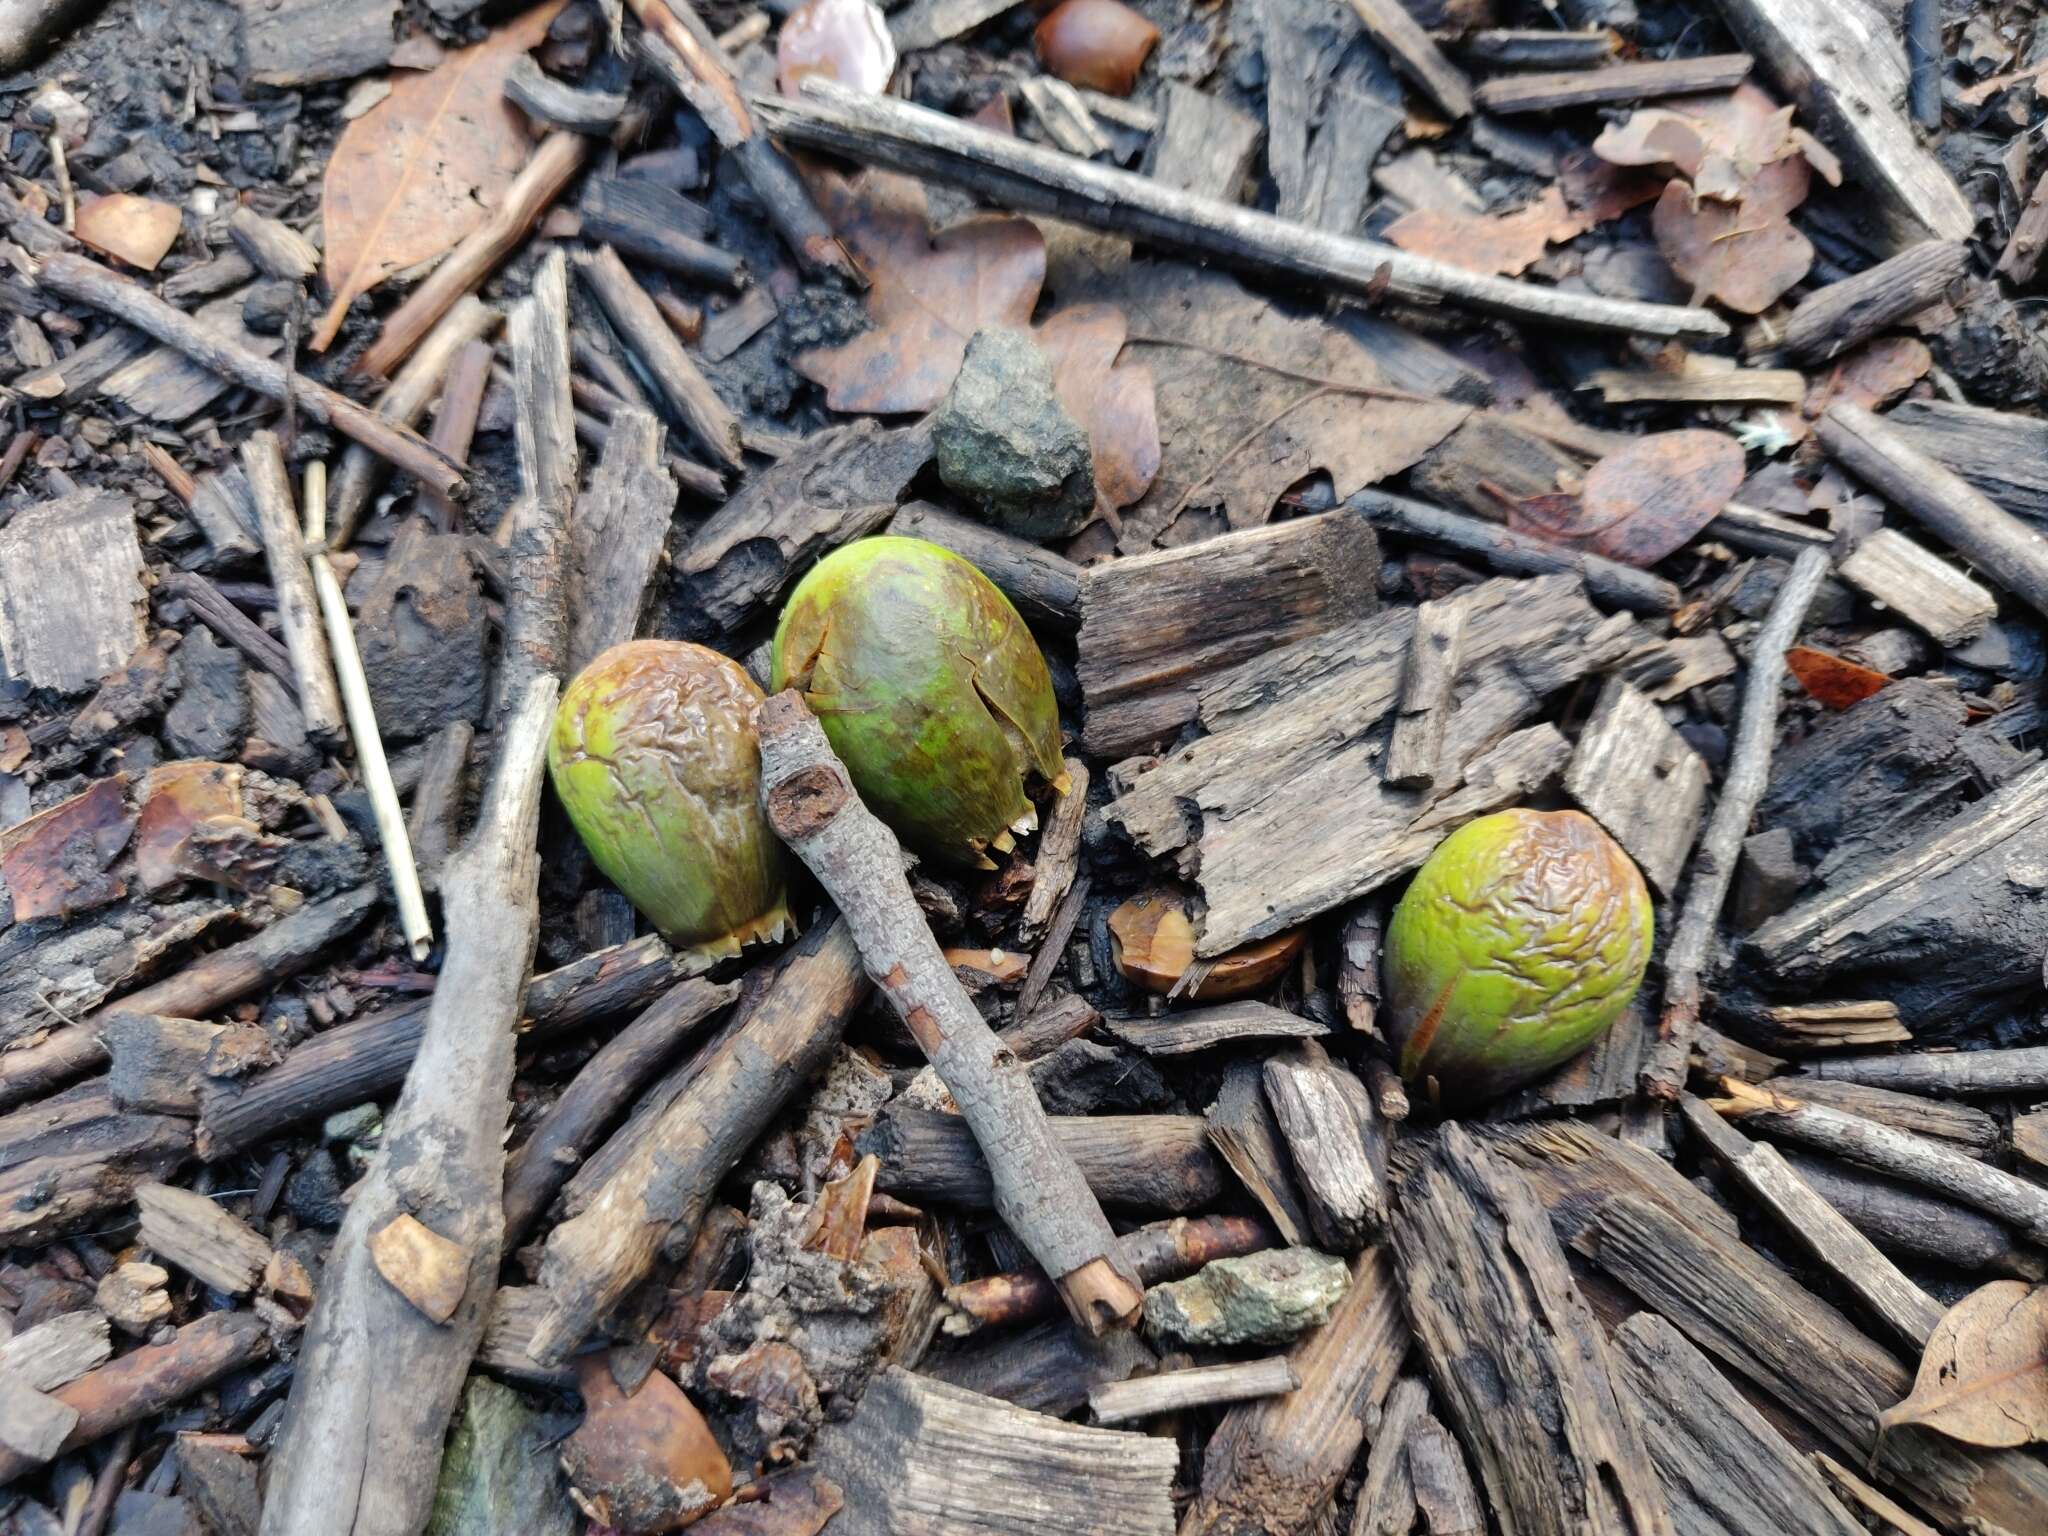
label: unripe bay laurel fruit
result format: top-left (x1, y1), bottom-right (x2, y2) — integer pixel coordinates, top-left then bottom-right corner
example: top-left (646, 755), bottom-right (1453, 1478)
top-left (772, 536), bottom-right (1067, 868)
top-left (1385, 808), bottom-right (1651, 1104)
top-left (549, 640), bottom-right (792, 961)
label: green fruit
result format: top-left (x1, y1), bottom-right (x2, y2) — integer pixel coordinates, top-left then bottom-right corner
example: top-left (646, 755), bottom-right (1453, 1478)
top-left (549, 640), bottom-right (791, 960)
top-left (771, 536), bottom-right (1065, 867)
top-left (1385, 808), bottom-right (1651, 1103)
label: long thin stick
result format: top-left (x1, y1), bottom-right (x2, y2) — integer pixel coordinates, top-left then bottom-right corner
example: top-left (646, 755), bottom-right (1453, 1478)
top-left (35, 253), bottom-right (465, 499)
top-left (756, 80), bottom-right (1728, 341)
top-left (1641, 545), bottom-right (1829, 1099)
top-left (303, 463), bottom-right (433, 962)
top-left (755, 690), bottom-right (1144, 1334)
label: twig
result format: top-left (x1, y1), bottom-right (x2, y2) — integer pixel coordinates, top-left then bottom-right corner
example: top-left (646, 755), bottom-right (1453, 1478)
top-left (1641, 545), bottom-right (1829, 1099)
top-left (241, 431), bottom-right (345, 746)
top-left (76, 1426), bottom-right (137, 1536)
top-left (756, 690), bottom-right (1144, 1334)
top-left (325, 295), bottom-right (501, 549)
top-left (303, 462), bottom-right (433, 962)
top-left (423, 339), bottom-right (493, 535)
top-left (159, 570), bottom-right (295, 688)
top-left (261, 675), bottom-right (558, 1536)
top-left (500, 249), bottom-right (577, 716)
top-left (35, 252), bottom-right (466, 499)
top-left (49, 131), bottom-right (73, 230)
top-left (1905, 0), bottom-right (1942, 129)
top-left (573, 244), bottom-right (742, 470)
top-left (755, 80), bottom-right (1729, 341)
top-left (630, 0), bottom-right (856, 282)
top-left (352, 131), bottom-right (591, 380)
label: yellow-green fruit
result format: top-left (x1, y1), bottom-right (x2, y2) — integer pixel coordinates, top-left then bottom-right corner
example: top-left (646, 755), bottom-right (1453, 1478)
top-left (1385, 808), bottom-right (1651, 1103)
top-left (772, 536), bottom-right (1064, 867)
top-left (549, 640), bottom-right (791, 960)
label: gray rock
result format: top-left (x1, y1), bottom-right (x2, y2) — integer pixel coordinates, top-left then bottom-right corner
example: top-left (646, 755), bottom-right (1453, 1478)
top-left (426, 1377), bottom-right (580, 1536)
top-left (933, 327), bottom-right (1095, 539)
top-left (242, 279), bottom-right (300, 337)
top-left (1142, 1247), bottom-right (1350, 1347)
top-left (322, 1102), bottom-right (383, 1145)
top-left (284, 1149), bottom-right (347, 1229)
top-left (163, 628), bottom-right (247, 760)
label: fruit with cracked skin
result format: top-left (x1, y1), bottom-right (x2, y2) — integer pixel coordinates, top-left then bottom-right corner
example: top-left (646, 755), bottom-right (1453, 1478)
top-left (771, 536), bottom-right (1066, 868)
top-left (549, 640), bottom-right (791, 960)
top-left (1385, 808), bottom-right (1651, 1103)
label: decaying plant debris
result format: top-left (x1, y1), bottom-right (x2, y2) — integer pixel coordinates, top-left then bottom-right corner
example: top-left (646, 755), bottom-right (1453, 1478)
top-left (8, 0), bottom-right (2048, 1532)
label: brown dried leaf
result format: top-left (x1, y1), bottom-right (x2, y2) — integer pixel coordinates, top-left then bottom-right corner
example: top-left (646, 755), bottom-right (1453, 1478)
top-left (689, 1468), bottom-right (844, 1536)
top-left (1651, 172), bottom-right (1813, 313)
top-left (0, 774), bottom-right (133, 922)
top-left (134, 760), bottom-right (244, 894)
top-left (1385, 186), bottom-right (1579, 279)
top-left (72, 194), bottom-right (182, 271)
top-left (802, 1153), bottom-right (878, 1261)
top-left (1509, 429), bottom-right (1744, 566)
top-left (1803, 337), bottom-right (1933, 418)
top-left (1035, 303), bottom-right (1160, 514)
top-left (1786, 645), bottom-right (1892, 710)
top-left (1080, 262), bottom-right (1467, 547)
top-left (795, 170), bottom-right (1046, 413)
top-left (1878, 1281), bottom-right (2048, 1448)
top-left (312, 0), bottom-right (565, 350)
top-left (1556, 150), bottom-right (1666, 227)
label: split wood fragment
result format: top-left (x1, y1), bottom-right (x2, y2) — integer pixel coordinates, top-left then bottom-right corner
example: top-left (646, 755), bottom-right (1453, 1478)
top-left (574, 244), bottom-right (742, 471)
top-left (1382, 598), bottom-right (1464, 790)
top-left (756, 80), bottom-right (1729, 341)
top-left (757, 690), bottom-right (1143, 1333)
top-left (240, 434), bottom-right (344, 747)
top-left (1089, 1357), bottom-right (1298, 1425)
top-left (1677, 1096), bottom-right (1943, 1348)
top-left (501, 248), bottom-right (578, 714)
top-left (35, 253), bottom-right (465, 498)
top-left (1474, 53), bottom-right (1751, 114)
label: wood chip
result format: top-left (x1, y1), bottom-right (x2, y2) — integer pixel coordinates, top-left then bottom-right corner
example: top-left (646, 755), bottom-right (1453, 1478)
top-left (367, 1211), bottom-right (470, 1324)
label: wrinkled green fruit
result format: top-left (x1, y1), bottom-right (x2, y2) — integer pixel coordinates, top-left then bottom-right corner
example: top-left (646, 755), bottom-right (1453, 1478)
top-left (1385, 808), bottom-right (1652, 1104)
top-left (771, 536), bottom-right (1065, 867)
top-left (549, 641), bottom-right (791, 960)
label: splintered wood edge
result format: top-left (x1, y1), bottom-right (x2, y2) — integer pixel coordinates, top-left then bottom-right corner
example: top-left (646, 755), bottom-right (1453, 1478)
top-left (1707, 1075), bottom-right (1800, 1117)
top-left (1058, 1254), bottom-right (1145, 1334)
top-left (369, 1213), bottom-right (469, 1325)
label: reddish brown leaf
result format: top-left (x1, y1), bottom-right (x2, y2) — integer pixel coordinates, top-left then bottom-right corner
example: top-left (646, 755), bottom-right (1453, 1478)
top-left (1787, 645), bottom-right (1892, 710)
top-left (1385, 186), bottom-right (1579, 279)
top-left (1804, 337), bottom-right (1934, 418)
top-left (794, 170), bottom-right (1046, 414)
top-left (1035, 303), bottom-right (1160, 514)
top-left (313, 0), bottom-right (566, 350)
top-left (690, 1469), bottom-right (844, 1536)
top-left (134, 760), bottom-right (244, 894)
top-left (1651, 172), bottom-right (1813, 314)
top-left (777, 0), bottom-right (896, 95)
top-left (802, 1153), bottom-right (879, 1260)
top-left (1078, 262), bottom-right (1467, 546)
top-left (1508, 429), bottom-right (1744, 566)
top-left (72, 194), bottom-right (182, 271)
top-left (0, 774), bottom-right (133, 922)
top-left (1556, 150), bottom-right (1665, 226)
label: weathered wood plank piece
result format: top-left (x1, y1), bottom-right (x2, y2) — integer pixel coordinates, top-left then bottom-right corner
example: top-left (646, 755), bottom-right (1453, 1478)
top-left (1563, 676), bottom-right (1707, 897)
top-left (1106, 573), bottom-right (1637, 956)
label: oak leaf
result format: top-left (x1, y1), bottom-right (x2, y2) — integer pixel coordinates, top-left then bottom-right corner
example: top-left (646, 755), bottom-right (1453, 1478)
top-left (1068, 262), bottom-right (1468, 549)
top-left (1595, 85), bottom-right (1839, 314)
top-left (794, 170), bottom-right (1047, 414)
top-left (1385, 186), bottom-right (1578, 279)
top-left (796, 171), bottom-right (1160, 517)
top-left (1504, 429), bottom-right (1744, 567)
top-left (312, 0), bottom-right (566, 350)
top-left (1878, 1281), bottom-right (2048, 1448)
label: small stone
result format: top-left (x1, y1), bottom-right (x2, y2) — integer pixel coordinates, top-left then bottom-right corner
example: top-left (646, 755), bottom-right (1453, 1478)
top-left (1141, 1247), bottom-right (1350, 1347)
top-left (323, 1102), bottom-right (383, 1145)
top-left (163, 628), bottom-right (248, 760)
top-left (241, 279), bottom-right (301, 336)
top-left (933, 327), bottom-right (1095, 539)
top-left (350, 524), bottom-right (488, 742)
top-left (284, 1149), bottom-right (348, 1229)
